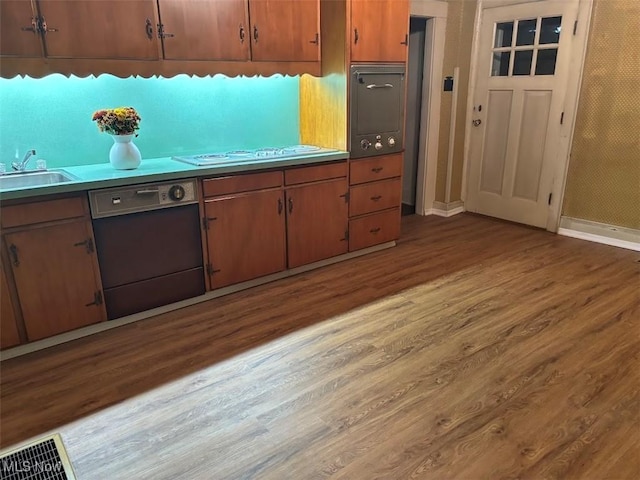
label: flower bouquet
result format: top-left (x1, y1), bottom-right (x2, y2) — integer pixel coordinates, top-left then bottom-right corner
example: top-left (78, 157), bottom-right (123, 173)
top-left (92, 106), bottom-right (141, 135)
top-left (92, 107), bottom-right (142, 170)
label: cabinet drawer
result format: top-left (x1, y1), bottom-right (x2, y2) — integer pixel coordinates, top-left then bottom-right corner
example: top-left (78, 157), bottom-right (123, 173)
top-left (202, 171), bottom-right (283, 197)
top-left (350, 153), bottom-right (403, 185)
top-left (285, 161), bottom-right (348, 185)
top-left (349, 209), bottom-right (400, 251)
top-left (349, 178), bottom-right (401, 217)
top-left (1, 196), bottom-right (87, 228)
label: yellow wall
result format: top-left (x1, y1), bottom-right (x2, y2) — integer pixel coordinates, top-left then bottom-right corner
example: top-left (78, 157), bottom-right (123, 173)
top-left (562, 0), bottom-right (640, 229)
top-left (435, 0), bottom-right (477, 202)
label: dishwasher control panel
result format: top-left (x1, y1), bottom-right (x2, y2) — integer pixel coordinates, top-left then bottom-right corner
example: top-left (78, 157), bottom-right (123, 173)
top-left (89, 179), bottom-right (198, 218)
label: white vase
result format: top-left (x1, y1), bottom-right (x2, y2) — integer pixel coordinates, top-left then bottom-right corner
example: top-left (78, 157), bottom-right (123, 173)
top-left (109, 134), bottom-right (141, 170)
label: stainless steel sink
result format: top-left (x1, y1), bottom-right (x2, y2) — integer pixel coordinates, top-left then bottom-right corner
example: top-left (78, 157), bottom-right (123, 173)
top-left (0, 170), bottom-right (78, 190)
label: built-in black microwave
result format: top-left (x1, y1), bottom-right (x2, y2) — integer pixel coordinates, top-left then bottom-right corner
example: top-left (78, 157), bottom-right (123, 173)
top-left (349, 64), bottom-right (406, 159)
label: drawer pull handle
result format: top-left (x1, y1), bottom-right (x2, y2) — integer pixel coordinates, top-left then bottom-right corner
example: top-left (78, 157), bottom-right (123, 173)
top-left (136, 188), bottom-right (159, 195)
top-left (370, 195), bottom-right (382, 201)
top-left (371, 167), bottom-right (383, 173)
top-left (370, 227), bottom-right (381, 234)
top-left (288, 197), bottom-right (294, 214)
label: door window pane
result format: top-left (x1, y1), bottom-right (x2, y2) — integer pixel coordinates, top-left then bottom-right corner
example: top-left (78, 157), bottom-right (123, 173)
top-left (513, 50), bottom-right (533, 75)
top-left (535, 48), bottom-right (558, 75)
top-left (492, 51), bottom-right (511, 76)
top-left (494, 22), bottom-right (514, 48)
top-left (516, 19), bottom-right (537, 46)
top-left (540, 16), bottom-right (562, 44)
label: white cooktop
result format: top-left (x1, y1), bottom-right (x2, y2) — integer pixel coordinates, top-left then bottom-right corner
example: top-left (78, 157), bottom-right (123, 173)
top-left (172, 145), bottom-right (337, 166)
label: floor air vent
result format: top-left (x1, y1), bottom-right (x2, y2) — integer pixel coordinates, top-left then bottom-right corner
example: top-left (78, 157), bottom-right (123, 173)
top-left (0, 434), bottom-right (76, 480)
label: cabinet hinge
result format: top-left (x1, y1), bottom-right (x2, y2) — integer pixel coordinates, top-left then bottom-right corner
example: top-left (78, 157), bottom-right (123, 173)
top-left (548, 192), bottom-right (553, 205)
top-left (157, 23), bottom-right (175, 39)
top-left (203, 216), bottom-right (217, 230)
top-left (560, 111), bottom-right (564, 125)
top-left (573, 20), bottom-right (578, 35)
top-left (345, 229), bottom-right (350, 241)
top-left (85, 291), bottom-right (103, 307)
top-left (207, 263), bottom-right (221, 276)
top-left (73, 238), bottom-right (95, 254)
top-left (340, 191), bottom-right (350, 203)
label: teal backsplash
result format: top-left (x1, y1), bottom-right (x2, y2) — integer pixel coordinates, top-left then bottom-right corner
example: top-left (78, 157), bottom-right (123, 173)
top-left (0, 74), bottom-right (300, 168)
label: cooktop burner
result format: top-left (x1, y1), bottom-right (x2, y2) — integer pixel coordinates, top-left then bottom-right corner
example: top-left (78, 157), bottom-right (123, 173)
top-left (173, 145), bottom-right (330, 166)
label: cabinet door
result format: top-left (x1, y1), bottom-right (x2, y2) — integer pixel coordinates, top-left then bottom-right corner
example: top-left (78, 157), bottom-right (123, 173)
top-left (0, 1), bottom-right (42, 57)
top-left (1, 261), bottom-right (21, 349)
top-left (249, 0), bottom-right (320, 62)
top-left (350, 0), bottom-right (409, 62)
top-left (5, 220), bottom-right (106, 342)
top-left (37, 0), bottom-right (159, 59)
top-left (286, 179), bottom-right (349, 269)
top-left (157, 0), bottom-right (249, 60)
top-left (205, 189), bottom-right (286, 289)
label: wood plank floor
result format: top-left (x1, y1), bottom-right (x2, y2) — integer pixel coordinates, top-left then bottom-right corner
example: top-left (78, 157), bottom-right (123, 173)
top-left (1, 214), bottom-right (639, 479)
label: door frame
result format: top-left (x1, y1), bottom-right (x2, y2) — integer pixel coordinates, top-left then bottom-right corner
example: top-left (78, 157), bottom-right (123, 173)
top-left (462, 0), bottom-right (594, 231)
top-left (410, 0), bottom-right (448, 216)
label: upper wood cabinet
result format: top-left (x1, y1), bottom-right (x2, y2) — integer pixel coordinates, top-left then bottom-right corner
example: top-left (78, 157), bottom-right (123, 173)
top-left (37, 0), bottom-right (159, 59)
top-left (158, 0), bottom-right (319, 63)
top-left (0, 1), bottom-right (43, 57)
top-left (157, 0), bottom-right (250, 61)
top-left (1, 0), bottom-right (159, 60)
top-left (350, 0), bottom-right (409, 62)
top-left (249, 0), bottom-right (320, 62)
top-left (0, 0), bottom-right (322, 76)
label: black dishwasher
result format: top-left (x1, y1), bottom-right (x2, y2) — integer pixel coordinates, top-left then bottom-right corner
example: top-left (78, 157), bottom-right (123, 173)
top-left (89, 179), bottom-right (205, 319)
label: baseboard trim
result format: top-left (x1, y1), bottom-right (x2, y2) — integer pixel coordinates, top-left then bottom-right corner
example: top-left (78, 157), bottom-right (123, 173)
top-left (426, 200), bottom-right (465, 217)
top-left (558, 216), bottom-right (640, 252)
top-left (0, 241), bottom-right (396, 361)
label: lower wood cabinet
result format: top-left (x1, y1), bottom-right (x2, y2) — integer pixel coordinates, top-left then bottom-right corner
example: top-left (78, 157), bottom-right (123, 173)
top-left (201, 161), bottom-right (349, 288)
top-left (1, 261), bottom-right (21, 349)
top-left (348, 208), bottom-right (401, 251)
top-left (1, 196), bottom-right (106, 344)
top-left (348, 153), bottom-right (403, 251)
top-left (204, 187), bottom-right (287, 289)
top-left (286, 178), bottom-right (349, 268)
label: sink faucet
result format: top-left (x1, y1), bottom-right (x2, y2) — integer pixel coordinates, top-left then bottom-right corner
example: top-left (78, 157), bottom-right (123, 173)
top-left (12, 149), bottom-right (36, 172)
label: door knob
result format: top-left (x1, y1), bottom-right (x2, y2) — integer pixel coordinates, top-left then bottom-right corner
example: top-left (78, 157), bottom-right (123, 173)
top-left (472, 119), bottom-right (482, 127)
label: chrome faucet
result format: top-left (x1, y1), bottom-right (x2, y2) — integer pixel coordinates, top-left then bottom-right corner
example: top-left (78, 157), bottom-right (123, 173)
top-left (12, 149), bottom-right (36, 172)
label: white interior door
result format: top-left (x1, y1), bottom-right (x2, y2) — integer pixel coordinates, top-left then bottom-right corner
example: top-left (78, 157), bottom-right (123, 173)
top-left (466, 0), bottom-right (579, 228)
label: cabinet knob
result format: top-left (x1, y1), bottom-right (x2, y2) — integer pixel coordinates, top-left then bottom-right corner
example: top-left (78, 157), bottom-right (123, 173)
top-left (145, 19), bottom-right (153, 39)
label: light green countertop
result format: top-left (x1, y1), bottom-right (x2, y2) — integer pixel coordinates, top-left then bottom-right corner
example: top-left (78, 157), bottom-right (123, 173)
top-left (0, 150), bottom-right (349, 201)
